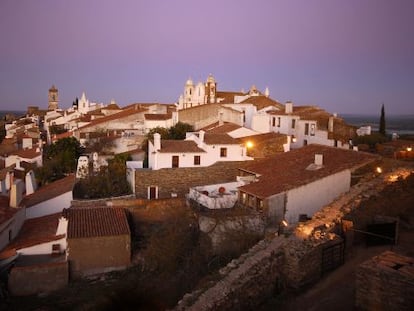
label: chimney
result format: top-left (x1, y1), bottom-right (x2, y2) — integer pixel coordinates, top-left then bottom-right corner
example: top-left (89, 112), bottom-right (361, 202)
top-left (315, 154), bottom-right (323, 166)
top-left (198, 130), bottom-right (205, 147)
top-left (25, 171), bottom-right (37, 195)
top-left (285, 101), bottom-right (293, 114)
top-left (328, 116), bottom-right (334, 132)
top-left (153, 133), bottom-right (161, 151)
top-left (56, 216), bottom-right (68, 236)
top-left (218, 111), bottom-right (224, 126)
top-left (10, 179), bottom-right (24, 208)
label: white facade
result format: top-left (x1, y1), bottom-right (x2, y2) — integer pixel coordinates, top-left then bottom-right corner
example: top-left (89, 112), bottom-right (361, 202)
top-left (77, 92), bottom-right (105, 115)
top-left (0, 208), bottom-right (25, 251)
top-left (25, 191), bottom-right (73, 219)
top-left (188, 181), bottom-right (244, 210)
top-left (283, 170), bottom-right (350, 224)
top-left (178, 75), bottom-right (217, 110)
top-left (148, 131), bottom-right (253, 170)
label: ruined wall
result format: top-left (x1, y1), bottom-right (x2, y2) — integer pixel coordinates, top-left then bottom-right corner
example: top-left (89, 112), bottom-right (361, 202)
top-left (68, 235), bottom-right (130, 278)
top-left (134, 161), bottom-right (247, 199)
top-left (356, 251), bottom-right (414, 311)
top-left (8, 261), bottom-right (68, 296)
top-left (175, 167), bottom-right (412, 310)
top-left (176, 239), bottom-right (285, 311)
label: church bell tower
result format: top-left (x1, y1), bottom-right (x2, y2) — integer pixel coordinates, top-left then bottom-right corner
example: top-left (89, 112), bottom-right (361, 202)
top-left (48, 85), bottom-right (59, 110)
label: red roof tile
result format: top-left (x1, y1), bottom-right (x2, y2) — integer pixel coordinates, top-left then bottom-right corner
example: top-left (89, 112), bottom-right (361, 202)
top-left (0, 195), bottom-right (19, 225)
top-left (203, 122), bottom-right (242, 134)
top-left (0, 213), bottom-right (62, 254)
top-left (238, 144), bottom-right (377, 198)
top-left (203, 133), bottom-right (239, 145)
top-left (21, 175), bottom-right (75, 208)
top-left (10, 148), bottom-right (41, 159)
top-left (239, 95), bottom-right (284, 110)
top-left (65, 207), bottom-right (130, 239)
top-left (79, 105), bottom-right (147, 130)
top-left (159, 140), bottom-right (206, 153)
top-left (145, 113), bottom-right (172, 120)
top-left (216, 91), bottom-right (245, 104)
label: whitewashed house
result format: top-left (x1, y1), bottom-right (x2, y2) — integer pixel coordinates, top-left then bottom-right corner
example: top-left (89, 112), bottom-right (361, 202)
top-left (0, 197), bottom-right (26, 252)
top-left (20, 175), bottom-right (75, 219)
top-left (237, 144), bottom-right (376, 226)
top-left (148, 130), bottom-right (253, 170)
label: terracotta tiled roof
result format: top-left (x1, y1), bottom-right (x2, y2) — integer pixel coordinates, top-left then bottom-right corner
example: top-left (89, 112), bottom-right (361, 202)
top-left (21, 175), bottom-right (75, 208)
top-left (159, 140), bottom-right (206, 153)
top-left (0, 195), bottom-right (19, 225)
top-left (145, 113), bottom-right (172, 120)
top-left (0, 213), bottom-right (63, 254)
top-left (204, 133), bottom-right (239, 145)
top-left (216, 91), bottom-right (245, 104)
top-left (238, 144), bottom-right (377, 198)
top-left (79, 105), bottom-right (147, 130)
top-left (203, 122), bottom-right (242, 134)
top-left (10, 148), bottom-right (41, 159)
top-left (65, 207), bottom-right (130, 239)
top-left (240, 95), bottom-right (284, 110)
top-left (237, 132), bottom-right (287, 144)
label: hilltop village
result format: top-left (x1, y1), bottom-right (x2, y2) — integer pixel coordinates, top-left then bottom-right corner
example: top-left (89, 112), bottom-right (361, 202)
top-left (1, 76), bottom-right (413, 310)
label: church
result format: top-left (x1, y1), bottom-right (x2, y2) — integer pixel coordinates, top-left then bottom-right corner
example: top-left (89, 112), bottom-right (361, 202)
top-left (177, 74), bottom-right (217, 110)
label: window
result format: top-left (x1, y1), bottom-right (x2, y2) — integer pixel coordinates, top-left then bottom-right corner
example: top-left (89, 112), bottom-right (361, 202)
top-left (310, 124), bottom-right (315, 136)
top-left (305, 123), bottom-right (309, 135)
top-left (304, 139), bottom-right (308, 146)
top-left (8, 230), bottom-right (12, 242)
top-left (272, 117), bottom-right (276, 127)
top-left (291, 119), bottom-right (296, 129)
top-left (277, 117), bottom-right (281, 127)
top-left (172, 155), bottom-right (179, 168)
top-left (194, 155), bottom-right (200, 165)
top-left (220, 147), bottom-right (227, 157)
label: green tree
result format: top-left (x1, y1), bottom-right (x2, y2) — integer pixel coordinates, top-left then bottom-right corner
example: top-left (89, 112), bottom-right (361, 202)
top-left (73, 153), bottom-right (132, 199)
top-left (168, 122), bottom-right (194, 140)
top-left (36, 137), bottom-right (84, 184)
top-left (379, 103), bottom-right (386, 136)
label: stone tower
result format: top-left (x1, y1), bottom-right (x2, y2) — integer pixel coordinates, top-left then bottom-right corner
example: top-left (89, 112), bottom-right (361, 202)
top-left (205, 74), bottom-right (216, 104)
top-left (48, 85), bottom-right (59, 110)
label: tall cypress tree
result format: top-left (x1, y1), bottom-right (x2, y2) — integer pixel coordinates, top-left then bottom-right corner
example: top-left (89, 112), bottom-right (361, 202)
top-left (379, 103), bottom-right (386, 136)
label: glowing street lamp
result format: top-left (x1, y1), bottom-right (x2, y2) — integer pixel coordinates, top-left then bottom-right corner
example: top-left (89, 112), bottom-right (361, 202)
top-left (246, 141), bottom-right (254, 149)
top-left (407, 147), bottom-right (412, 152)
top-left (376, 167), bottom-right (383, 174)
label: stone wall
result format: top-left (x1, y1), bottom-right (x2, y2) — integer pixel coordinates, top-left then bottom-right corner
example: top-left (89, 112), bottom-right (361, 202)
top-left (356, 251), bottom-right (414, 311)
top-left (8, 261), bottom-right (68, 296)
top-left (175, 167), bottom-right (413, 310)
top-left (134, 161), bottom-right (248, 199)
top-left (176, 239), bottom-right (285, 311)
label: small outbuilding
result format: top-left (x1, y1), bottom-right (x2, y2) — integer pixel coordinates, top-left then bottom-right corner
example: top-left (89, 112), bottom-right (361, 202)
top-left (64, 207), bottom-right (131, 278)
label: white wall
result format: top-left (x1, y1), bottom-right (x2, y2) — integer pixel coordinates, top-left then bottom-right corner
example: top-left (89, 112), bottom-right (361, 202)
top-left (251, 114), bottom-right (271, 133)
top-left (25, 191), bottom-right (73, 219)
top-left (284, 170), bottom-right (351, 224)
top-left (0, 208), bottom-right (25, 251)
top-left (17, 237), bottom-right (67, 256)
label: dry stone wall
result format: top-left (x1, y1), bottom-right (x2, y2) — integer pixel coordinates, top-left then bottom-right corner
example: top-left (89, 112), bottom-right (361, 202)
top-left (134, 161), bottom-right (247, 199)
top-left (175, 167), bottom-right (413, 310)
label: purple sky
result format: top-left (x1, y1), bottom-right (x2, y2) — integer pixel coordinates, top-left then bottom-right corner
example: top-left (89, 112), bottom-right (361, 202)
top-left (1, 0), bottom-right (413, 115)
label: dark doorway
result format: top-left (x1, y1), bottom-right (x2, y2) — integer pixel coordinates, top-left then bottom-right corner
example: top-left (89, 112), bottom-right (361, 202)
top-left (366, 222), bottom-right (397, 246)
top-left (172, 156), bottom-right (179, 168)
